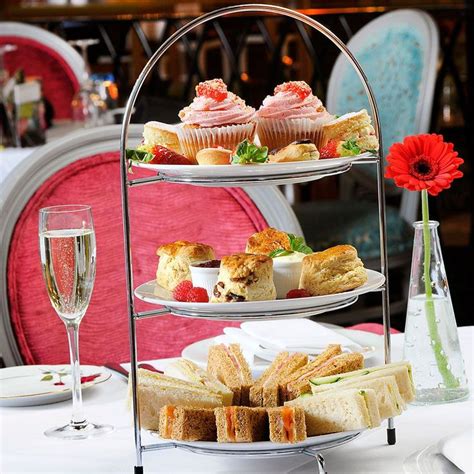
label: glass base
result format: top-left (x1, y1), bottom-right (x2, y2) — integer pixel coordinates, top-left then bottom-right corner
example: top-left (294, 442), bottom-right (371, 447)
top-left (44, 421), bottom-right (113, 440)
top-left (411, 387), bottom-right (470, 406)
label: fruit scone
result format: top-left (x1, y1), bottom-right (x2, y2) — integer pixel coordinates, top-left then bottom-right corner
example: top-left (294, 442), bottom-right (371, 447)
top-left (156, 240), bottom-right (215, 291)
top-left (211, 253), bottom-right (276, 302)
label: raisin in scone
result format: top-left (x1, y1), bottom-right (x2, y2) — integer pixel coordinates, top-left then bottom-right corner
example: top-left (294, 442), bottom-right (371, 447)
top-left (211, 253), bottom-right (276, 302)
top-left (156, 240), bottom-right (215, 291)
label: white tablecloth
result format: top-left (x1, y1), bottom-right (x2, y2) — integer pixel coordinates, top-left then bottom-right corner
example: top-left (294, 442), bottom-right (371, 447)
top-left (1, 328), bottom-right (473, 474)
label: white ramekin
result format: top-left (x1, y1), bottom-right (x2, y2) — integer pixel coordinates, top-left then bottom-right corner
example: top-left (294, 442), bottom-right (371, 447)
top-left (190, 262), bottom-right (220, 298)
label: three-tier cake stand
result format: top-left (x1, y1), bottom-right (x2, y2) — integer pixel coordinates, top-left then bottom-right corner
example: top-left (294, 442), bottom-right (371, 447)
top-left (119, 5), bottom-right (395, 473)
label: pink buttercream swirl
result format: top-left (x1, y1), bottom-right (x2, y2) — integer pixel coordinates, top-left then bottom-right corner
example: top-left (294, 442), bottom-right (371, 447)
top-left (257, 91), bottom-right (331, 120)
top-left (179, 92), bottom-right (255, 127)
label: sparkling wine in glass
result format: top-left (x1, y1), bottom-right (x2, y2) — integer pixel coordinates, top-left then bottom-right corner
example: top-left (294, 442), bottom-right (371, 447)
top-left (39, 205), bottom-right (113, 440)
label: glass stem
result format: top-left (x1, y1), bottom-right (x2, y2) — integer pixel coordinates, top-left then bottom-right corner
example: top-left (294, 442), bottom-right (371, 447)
top-left (421, 190), bottom-right (458, 388)
top-left (66, 322), bottom-right (87, 427)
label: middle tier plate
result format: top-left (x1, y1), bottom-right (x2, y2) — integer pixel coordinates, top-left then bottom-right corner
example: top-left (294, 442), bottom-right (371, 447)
top-left (130, 153), bottom-right (376, 187)
top-left (134, 269), bottom-right (385, 320)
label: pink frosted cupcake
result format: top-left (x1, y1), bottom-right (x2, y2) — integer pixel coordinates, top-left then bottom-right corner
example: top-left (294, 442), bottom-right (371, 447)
top-left (177, 79), bottom-right (256, 161)
top-left (256, 81), bottom-right (333, 150)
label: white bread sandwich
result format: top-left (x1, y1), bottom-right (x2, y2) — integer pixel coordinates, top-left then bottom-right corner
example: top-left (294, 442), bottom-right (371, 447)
top-left (211, 253), bottom-right (276, 302)
top-left (310, 375), bottom-right (405, 419)
top-left (283, 345), bottom-right (364, 401)
top-left (309, 361), bottom-right (415, 403)
top-left (267, 406), bottom-right (307, 443)
top-left (285, 388), bottom-right (381, 436)
top-left (131, 368), bottom-right (223, 431)
top-left (159, 405), bottom-right (217, 441)
top-left (164, 358), bottom-right (233, 406)
top-left (214, 406), bottom-right (268, 442)
top-left (156, 240), bottom-right (215, 291)
top-left (250, 352), bottom-right (308, 407)
top-left (299, 245), bottom-right (368, 296)
top-left (319, 109), bottom-right (379, 158)
top-left (207, 344), bottom-right (254, 405)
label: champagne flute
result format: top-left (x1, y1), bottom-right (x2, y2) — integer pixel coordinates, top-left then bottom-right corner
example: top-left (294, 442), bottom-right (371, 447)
top-left (39, 205), bottom-right (113, 440)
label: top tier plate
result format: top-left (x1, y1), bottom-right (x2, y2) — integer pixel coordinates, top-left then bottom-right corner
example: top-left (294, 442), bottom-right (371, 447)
top-left (130, 153), bottom-right (377, 187)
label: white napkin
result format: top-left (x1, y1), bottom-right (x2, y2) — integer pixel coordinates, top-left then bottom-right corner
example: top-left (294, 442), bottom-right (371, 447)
top-left (240, 319), bottom-right (362, 353)
top-left (438, 429), bottom-right (474, 473)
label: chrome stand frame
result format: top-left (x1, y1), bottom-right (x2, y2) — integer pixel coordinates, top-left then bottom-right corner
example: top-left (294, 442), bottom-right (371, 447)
top-left (119, 4), bottom-right (394, 472)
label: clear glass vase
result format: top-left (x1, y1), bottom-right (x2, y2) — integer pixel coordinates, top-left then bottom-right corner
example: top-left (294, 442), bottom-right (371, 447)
top-left (404, 220), bottom-right (469, 405)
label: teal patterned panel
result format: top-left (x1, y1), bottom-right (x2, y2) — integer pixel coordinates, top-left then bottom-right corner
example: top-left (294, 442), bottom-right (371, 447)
top-left (335, 27), bottom-right (424, 159)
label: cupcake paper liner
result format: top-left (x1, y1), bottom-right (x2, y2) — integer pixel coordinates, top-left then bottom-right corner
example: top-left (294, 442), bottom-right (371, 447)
top-left (177, 122), bottom-right (257, 160)
top-left (256, 117), bottom-right (332, 151)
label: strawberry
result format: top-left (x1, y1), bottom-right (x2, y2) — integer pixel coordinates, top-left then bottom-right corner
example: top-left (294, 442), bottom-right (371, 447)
top-left (173, 280), bottom-right (193, 301)
top-left (274, 81), bottom-right (312, 100)
top-left (149, 145), bottom-right (192, 165)
top-left (286, 289), bottom-right (312, 299)
top-left (196, 79), bottom-right (228, 102)
top-left (186, 287), bottom-right (209, 303)
top-left (319, 140), bottom-right (340, 159)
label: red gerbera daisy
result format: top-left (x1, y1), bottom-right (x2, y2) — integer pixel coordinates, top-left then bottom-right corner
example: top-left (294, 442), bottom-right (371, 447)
top-left (385, 134), bottom-right (463, 196)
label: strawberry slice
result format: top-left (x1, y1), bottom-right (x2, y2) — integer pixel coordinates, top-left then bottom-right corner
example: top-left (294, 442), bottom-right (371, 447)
top-left (274, 81), bottom-right (312, 100)
top-left (149, 145), bottom-right (193, 165)
top-left (319, 140), bottom-right (340, 159)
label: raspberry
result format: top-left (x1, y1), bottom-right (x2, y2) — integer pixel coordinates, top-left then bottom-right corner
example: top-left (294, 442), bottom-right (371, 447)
top-left (286, 289), bottom-right (312, 299)
top-left (319, 140), bottom-right (340, 159)
top-left (186, 287), bottom-right (209, 303)
top-left (150, 145), bottom-right (192, 165)
top-left (173, 280), bottom-right (193, 301)
top-left (274, 81), bottom-right (312, 100)
top-left (196, 79), bottom-right (228, 102)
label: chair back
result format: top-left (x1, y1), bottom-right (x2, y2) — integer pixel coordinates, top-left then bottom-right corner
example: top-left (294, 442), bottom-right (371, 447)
top-left (0, 22), bottom-right (85, 120)
top-left (327, 10), bottom-right (439, 221)
top-left (0, 125), bottom-right (302, 367)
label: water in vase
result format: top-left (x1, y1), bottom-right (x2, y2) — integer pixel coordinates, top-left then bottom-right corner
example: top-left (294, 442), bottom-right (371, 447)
top-left (404, 294), bottom-right (469, 404)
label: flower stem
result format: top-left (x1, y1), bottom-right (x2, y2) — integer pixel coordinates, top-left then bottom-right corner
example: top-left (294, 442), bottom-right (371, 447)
top-left (421, 189), bottom-right (459, 388)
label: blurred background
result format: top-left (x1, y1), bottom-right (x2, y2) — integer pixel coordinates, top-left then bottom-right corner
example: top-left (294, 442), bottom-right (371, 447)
top-left (0, 0), bottom-right (472, 351)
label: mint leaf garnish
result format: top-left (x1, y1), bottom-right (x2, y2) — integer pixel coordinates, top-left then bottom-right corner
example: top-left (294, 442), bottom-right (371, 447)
top-left (41, 374), bottom-right (53, 381)
top-left (269, 248), bottom-right (293, 258)
top-left (287, 233), bottom-right (313, 254)
top-left (232, 139), bottom-right (268, 164)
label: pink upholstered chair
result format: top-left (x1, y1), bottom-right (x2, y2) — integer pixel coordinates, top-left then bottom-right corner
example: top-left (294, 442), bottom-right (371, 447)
top-left (0, 125), bottom-right (302, 367)
top-left (0, 22), bottom-right (85, 120)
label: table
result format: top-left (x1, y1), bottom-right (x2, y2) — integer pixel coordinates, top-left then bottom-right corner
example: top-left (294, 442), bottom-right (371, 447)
top-left (1, 328), bottom-right (472, 473)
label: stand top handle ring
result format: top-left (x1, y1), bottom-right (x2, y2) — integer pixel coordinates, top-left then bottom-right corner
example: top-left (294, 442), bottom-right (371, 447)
top-left (120, 3), bottom-right (382, 160)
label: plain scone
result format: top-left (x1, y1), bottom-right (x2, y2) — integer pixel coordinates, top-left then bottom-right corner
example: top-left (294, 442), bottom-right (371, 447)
top-left (211, 253), bottom-right (276, 302)
top-left (245, 227), bottom-right (291, 255)
top-left (299, 245), bottom-right (367, 295)
top-left (156, 240), bottom-right (215, 291)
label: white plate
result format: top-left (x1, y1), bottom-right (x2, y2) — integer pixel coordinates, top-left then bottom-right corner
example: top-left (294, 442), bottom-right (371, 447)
top-left (134, 269), bottom-right (385, 320)
top-left (0, 365), bottom-right (111, 407)
top-left (150, 429), bottom-right (362, 455)
top-left (182, 328), bottom-right (383, 372)
top-left (132, 154), bottom-right (375, 186)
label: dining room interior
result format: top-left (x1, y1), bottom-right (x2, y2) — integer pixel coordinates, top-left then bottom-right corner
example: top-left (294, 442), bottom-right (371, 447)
top-left (0, 1), bottom-right (473, 474)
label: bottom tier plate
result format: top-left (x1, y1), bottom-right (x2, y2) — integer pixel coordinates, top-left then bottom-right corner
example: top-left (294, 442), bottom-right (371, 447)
top-left (148, 430), bottom-right (362, 457)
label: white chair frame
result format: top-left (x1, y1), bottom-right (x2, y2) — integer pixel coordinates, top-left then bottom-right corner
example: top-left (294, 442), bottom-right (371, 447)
top-left (0, 125), bottom-right (302, 367)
